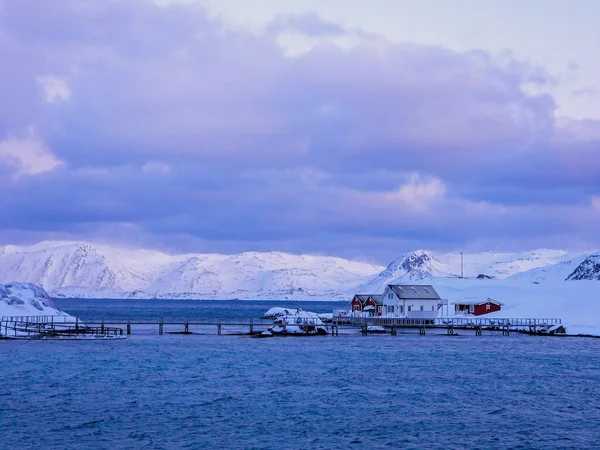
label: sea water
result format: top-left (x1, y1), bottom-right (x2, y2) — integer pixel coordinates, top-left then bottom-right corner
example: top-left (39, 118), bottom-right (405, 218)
top-left (1, 299), bottom-right (599, 449)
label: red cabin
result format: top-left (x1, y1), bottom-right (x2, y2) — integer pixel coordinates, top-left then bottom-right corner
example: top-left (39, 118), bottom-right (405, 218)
top-left (350, 294), bottom-right (383, 315)
top-left (351, 296), bottom-right (363, 312)
top-left (454, 298), bottom-right (504, 316)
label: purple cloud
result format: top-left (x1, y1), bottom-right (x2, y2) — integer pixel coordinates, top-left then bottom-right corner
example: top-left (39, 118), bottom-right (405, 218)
top-left (0, 0), bottom-right (599, 262)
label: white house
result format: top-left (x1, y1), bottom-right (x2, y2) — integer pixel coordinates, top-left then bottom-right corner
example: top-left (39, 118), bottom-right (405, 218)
top-left (380, 284), bottom-right (447, 319)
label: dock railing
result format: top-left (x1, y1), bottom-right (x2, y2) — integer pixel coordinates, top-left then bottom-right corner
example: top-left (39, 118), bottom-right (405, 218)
top-left (332, 315), bottom-right (562, 328)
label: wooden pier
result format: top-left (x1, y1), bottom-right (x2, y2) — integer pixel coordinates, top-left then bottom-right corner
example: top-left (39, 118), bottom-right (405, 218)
top-left (1, 314), bottom-right (566, 339)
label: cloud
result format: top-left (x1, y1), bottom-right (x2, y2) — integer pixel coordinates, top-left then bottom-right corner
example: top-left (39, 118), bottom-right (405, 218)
top-left (0, 129), bottom-right (64, 177)
top-left (37, 75), bottom-right (72, 103)
top-left (0, 0), bottom-right (599, 261)
top-left (383, 174), bottom-right (446, 212)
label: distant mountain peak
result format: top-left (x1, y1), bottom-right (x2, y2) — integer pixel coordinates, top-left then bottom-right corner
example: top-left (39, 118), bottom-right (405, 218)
top-left (369, 250), bottom-right (444, 287)
top-left (400, 250), bottom-right (439, 273)
top-left (566, 254), bottom-right (600, 281)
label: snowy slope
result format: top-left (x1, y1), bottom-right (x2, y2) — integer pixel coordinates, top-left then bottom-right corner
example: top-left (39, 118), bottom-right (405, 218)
top-left (0, 283), bottom-right (70, 318)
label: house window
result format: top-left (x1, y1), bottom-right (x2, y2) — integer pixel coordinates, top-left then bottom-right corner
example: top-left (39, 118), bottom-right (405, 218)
top-left (469, 305), bottom-right (474, 313)
top-left (399, 306), bottom-right (404, 313)
top-left (387, 305), bottom-right (394, 313)
top-left (388, 293), bottom-right (393, 299)
top-left (486, 304), bottom-right (491, 310)
top-left (408, 306), bottom-right (412, 312)
top-left (420, 306), bottom-right (424, 311)
top-left (432, 306), bottom-right (435, 311)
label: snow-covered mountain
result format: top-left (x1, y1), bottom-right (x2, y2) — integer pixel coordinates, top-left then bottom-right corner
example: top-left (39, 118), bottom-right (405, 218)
top-left (357, 249), bottom-right (587, 293)
top-left (0, 241), bottom-right (597, 301)
top-left (566, 254), bottom-right (600, 280)
top-left (0, 241), bottom-right (383, 299)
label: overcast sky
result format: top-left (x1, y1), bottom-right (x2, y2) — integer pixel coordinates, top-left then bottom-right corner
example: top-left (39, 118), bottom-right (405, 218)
top-left (0, 0), bottom-right (599, 263)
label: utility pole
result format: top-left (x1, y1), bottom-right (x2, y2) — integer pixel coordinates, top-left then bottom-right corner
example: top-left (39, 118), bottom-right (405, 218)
top-left (460, 252), bottom-right (464, 278)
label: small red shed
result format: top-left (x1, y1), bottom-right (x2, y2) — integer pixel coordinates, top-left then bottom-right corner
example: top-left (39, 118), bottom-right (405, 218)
top-left (454, 298), bottom-right (504, 316)
top-left (350, 294), bottom-right (383, 314)
top-left (364, 297), bottom-right (377, 310)
top-left (351, 296), bottom-right (363, 312)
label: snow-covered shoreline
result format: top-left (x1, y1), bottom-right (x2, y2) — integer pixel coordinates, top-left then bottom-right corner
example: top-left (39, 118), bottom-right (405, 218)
top-left (1, 283), bottom-right (72, 319)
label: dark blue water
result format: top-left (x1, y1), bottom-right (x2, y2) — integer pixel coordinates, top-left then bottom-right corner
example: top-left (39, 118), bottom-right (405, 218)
top-left (1, 300), bottom-right (600, 449)
top-left (54, 298), bottom-right (346, 321)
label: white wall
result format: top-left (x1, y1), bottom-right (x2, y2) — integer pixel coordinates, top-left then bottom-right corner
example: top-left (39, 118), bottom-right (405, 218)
top-left (380, 288), bottom-right (440, 318)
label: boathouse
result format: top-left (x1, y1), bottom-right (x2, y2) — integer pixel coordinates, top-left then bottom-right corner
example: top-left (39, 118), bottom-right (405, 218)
top-left (350, 294), bottom-right (383, 315)
top-left (453, 298), bottom-right (504, 316)
top-left (380, 284), bottom-right (447, 319)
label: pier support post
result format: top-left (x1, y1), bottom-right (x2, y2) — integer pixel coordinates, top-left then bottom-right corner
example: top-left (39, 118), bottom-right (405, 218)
top-left (447, 326), bottom-right (454, 336)
top-left (101, 316), bottom-right (105, 334)
top-left (217, 321), bottom-right (222, 336)
top-left (75, 317), bottom-right (79, 332)
top-left (249, 318), bottom-right (253, 334)
top-left (475, 327), bottom-right (482, 336)
top-left (391, 327), bottom-right (397, 336)
top-left (159, 316), bottom-right (164, 335)
top-left (127, 317), bottom-right (131, 335)
top-left (361, 325), bottom-right (367, 336)
top-left (502, 327), bottom-right (510, 336)
top-left (184, 321), bottom-right (189, 334)
top-left (419, 326), bottom-right (426, 336)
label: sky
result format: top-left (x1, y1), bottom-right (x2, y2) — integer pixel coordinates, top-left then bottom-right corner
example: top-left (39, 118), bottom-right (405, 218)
top-left (0, 0), bottom-right (599, 263)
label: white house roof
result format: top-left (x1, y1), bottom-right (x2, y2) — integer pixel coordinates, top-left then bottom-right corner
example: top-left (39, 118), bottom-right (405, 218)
top-left (452, 298), bottom-right (504, 306)
top-left (389, 284), bottom-right (440, 300)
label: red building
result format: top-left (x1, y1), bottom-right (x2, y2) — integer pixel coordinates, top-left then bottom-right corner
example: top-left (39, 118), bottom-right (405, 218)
top-left (350, 294), bottom-right (383, 315)
top-left (454, 298), bottom-right (504, 316)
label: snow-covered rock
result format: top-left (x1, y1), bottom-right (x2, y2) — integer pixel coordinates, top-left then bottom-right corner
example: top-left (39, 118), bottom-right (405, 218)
top-left (265, 308), bottom-right (328, 335)
top-left (566, 254), bottom-right (600, 280)
top-left (0, 283), bottom-right (70, 318)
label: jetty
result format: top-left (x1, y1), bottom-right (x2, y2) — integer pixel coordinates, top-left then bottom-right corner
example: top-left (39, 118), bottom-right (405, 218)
top-left (0, 315), bottom-right (124, 339)
top-left (1, 314), bottom-right (565, 339)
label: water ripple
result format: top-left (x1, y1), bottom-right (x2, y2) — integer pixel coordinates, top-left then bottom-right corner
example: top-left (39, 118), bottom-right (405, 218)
top-left (2, 330), bottom-right (600, 449)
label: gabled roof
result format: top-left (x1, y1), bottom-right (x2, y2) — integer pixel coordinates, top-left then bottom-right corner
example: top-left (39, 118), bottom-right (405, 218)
top-left (353, 294), bottom-right (383, 304)
top-left (452, 298), bottom-right (504, 306)
top-left (388, 284), bottom-right (440, 300)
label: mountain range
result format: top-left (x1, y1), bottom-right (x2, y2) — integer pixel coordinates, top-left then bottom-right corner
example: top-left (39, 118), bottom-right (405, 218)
top-left (0, 241), bottom-right (597, 300)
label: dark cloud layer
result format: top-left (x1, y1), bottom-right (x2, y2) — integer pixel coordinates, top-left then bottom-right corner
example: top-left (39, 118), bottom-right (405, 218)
top-left (0, 0), bottom-right (599, 262)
